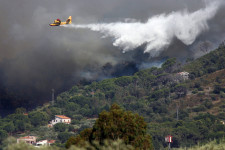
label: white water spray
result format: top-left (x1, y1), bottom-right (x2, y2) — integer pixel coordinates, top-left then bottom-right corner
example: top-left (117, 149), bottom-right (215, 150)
top-left (66, 0), bottom-right (223, 56)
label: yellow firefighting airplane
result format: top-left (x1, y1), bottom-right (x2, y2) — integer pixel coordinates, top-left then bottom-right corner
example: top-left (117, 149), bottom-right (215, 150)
top-left (49, 16), bottom-right (72, 26)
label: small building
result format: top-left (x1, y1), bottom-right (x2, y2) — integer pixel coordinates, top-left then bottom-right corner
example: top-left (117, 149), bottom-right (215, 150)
top-left (17, 136), bottom-right (37, 145)
top-left (35, 140), bottom-right (56, 147)
top-left (177, 71), bottom-right (189, 80)
top-left (23, 113), bottom-right (28, 116)
top-left (48, 140), bottom-right (56, 145)
top-left (35, 140), bottom-right (48, 147)
top-left (50, 115), bottom-right (71, 126)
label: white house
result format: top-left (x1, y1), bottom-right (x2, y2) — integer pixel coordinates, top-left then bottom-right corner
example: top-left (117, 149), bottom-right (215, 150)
top-left (17, 136), bottom-right (37, 145)
top-left (35, 140), bottom-right (56, 147)
top-left (50, 115), bottom-right (71, 126)
top-left (177, 71), bottom-right (189, 80)
top-left (35, 140), bottom-right (48, 147)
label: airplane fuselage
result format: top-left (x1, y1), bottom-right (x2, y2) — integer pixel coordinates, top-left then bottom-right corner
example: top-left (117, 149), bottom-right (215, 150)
top-left (49, 21), bottom-right (69, 26)
top-left (49, 16), bottom-right (72, 26)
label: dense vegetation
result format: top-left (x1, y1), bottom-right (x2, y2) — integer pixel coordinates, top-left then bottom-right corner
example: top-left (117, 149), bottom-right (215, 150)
top-left (66, 104), bottom-right (153, 149)
top-left (0, 44), bottom-right (225, 149)
top-left (184, 43), bottom-right (225, 78)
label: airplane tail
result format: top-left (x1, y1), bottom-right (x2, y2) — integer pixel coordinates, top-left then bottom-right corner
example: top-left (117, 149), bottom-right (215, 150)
top-left (66, 16), bottom-right (72, 24)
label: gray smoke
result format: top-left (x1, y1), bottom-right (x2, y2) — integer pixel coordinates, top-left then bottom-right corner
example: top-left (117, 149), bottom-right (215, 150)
top-left (0, 0), bottom-right (225, 115)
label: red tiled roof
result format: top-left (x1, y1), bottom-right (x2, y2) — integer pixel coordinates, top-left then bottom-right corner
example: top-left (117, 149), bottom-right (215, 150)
top-left (19, 136), bottom-right (36, 139)
top-left (48, 140), bottom-right (56, 144)
top-left (55, 115), bottom-right (70, 119)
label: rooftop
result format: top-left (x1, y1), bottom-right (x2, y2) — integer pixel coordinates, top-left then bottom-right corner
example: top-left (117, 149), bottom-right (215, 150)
top-left (48, 140), bottom-right (56, 144)
top-left (18, 136), bottom-right (36, 139)
top-left (55, 115), bottom-right (70, 119)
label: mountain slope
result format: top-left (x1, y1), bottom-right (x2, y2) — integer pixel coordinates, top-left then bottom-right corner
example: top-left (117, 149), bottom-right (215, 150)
top-left (0, 45), bottom-right (225, 149)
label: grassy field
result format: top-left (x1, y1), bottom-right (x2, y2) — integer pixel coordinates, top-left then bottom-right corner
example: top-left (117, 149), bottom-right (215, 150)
top-left (175, 139), bottom-right (225, 150)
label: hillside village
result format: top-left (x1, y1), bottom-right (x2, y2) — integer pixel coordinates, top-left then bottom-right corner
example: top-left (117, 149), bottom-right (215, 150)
top-left (16, 115), bottom-right (71, 147)
top-left (9, 71), bottom-right (199, 148)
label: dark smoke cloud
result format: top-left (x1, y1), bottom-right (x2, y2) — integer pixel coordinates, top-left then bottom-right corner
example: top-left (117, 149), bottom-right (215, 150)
top-left (0, 0), bottom-right (225, 116)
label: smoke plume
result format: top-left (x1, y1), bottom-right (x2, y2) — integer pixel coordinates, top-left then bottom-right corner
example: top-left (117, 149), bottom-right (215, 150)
top-left (0, 0), bottom-right (225, 116)
top-left (67, 0), bottom-right (223, 56)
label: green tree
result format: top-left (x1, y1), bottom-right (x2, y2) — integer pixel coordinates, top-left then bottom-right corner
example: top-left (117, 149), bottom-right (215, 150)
top-left (58, 132), bottom-right (73, 143)
top-left (49, 107), bottom-right (61, 119)
top-left (66, 128), bottom-right (92, 148)
top-left (115, 76), bottom-right (133, 87)
top-left (66, 104), bottom-right (153, 150)
top-left (29, 111), bottom-right (49, 127)
top-left (14, 120), bottom-right (26, 132)
top-left (174, 84), bottom-right (187, 98)
top-left (15, 107), bottom-right (26, 114)
top-left (69, 85), bottom-right (79, 93)
top-left (54, 123), bottom-right (67, 132)
top-left (162, 58), bottom-right (178, 73)
top-left (68, 125), bottom-right (75, 132)
top-left (0, 129), bottom-right (7, 144)
top-left (3, 122), bottom-right (15, 135)
top-left (65, 136), bottom-right (78, 148)
top-left (65, 102), bottom-right (80, 112)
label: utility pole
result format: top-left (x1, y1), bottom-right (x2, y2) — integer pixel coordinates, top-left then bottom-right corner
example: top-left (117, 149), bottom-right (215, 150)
top-left (52, 89), bottom-right (55, 105)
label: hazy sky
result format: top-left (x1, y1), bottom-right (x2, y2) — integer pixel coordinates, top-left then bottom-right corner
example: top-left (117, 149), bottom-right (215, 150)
top-left (0, 0), bottom-right (224, 114)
